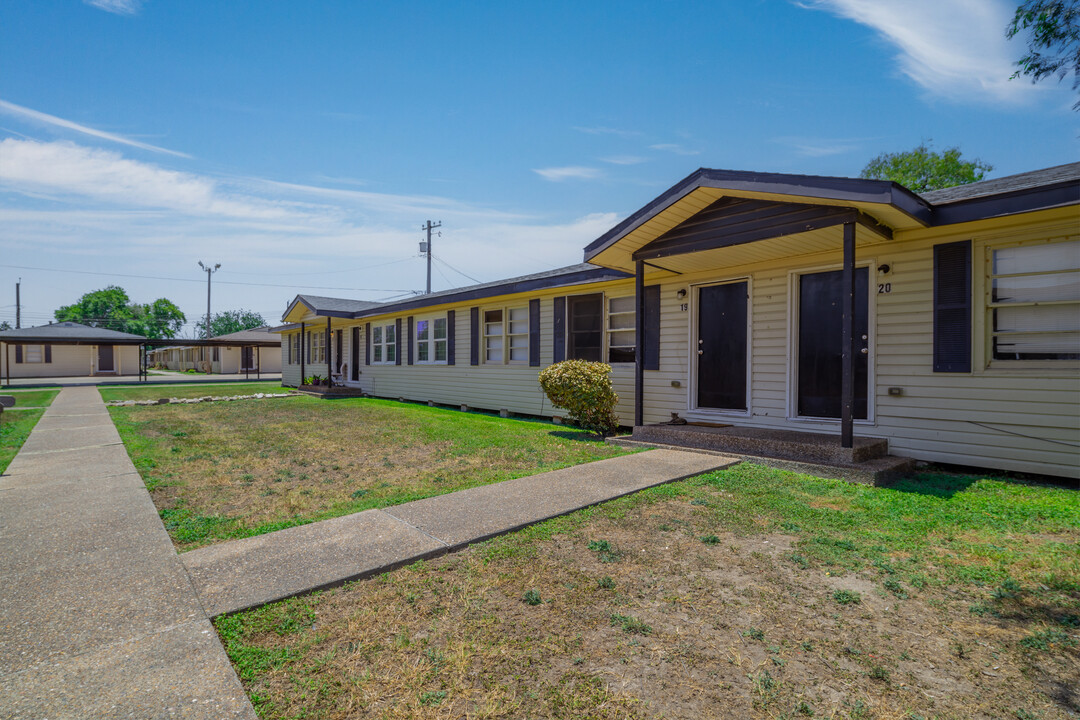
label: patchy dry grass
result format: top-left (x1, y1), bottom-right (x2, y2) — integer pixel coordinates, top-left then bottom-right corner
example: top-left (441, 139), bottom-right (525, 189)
top-left (110, 396), bottom-right (627, 550)
top-left (218, 464), bottom-right (1079, 720)
top-left (99, 380), bottom-right (285, 403)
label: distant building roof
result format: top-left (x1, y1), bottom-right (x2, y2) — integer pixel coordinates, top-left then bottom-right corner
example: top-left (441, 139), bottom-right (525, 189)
top-left (210, 326), bottom-right (281, 344)
top-left (295, 295), bottom-right (385, 316)
top-left (0, 321), bottom-right (146, 344)
top-left (919, 162), bottom-right (1080, 204)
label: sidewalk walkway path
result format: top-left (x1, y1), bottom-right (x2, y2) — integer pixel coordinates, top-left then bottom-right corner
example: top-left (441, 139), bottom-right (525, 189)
top-left (0, 387), bottom-right (256, 719)
top-left (1, 387), bottom-right (736, 717)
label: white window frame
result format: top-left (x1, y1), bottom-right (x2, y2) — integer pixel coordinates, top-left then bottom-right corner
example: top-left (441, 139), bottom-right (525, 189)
top-left (415, 315), bottom-right (449, 364)
top-left (371, 322), bottom-right (397, 364)
top-left (482, 306), bottom-right (529, 364)
top-left (983, 237), bottom-right (1080, 368)
top-left (606, 295), bottom-right (636, 364)
top-left (24, 344), bottom-right (44, 363)
top-left (309, 330), bottom-right (326, 365)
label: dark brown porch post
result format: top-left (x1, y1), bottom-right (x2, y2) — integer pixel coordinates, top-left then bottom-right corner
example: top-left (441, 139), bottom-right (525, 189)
top-left (326, 317), bottom-right (332, 382)
top-left (256, 346), bottom-right (260, 379)
top-left (634, 258), bottom-right (645, 428)
top-left (299, 322), bottom-right (306, 384)
top-left (840, 221), bottom-right (856, 448)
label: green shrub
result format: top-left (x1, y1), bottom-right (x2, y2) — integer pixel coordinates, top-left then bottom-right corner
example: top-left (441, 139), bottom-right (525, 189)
top-left (538, 360), bottom-right (620, 436)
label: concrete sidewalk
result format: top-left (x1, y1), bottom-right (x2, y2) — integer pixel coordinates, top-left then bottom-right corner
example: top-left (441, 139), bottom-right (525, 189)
top-left (0, 387), bottom-right (256, 719)
top-left (183, 448), bottom-right (736, 617)
top-left (1, 388), bottom-right (736, 717)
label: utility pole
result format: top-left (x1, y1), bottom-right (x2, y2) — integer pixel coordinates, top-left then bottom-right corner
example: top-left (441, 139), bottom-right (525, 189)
top-left (419, 220), bottom-right (441, 294)
top-left (15, 279), bottom-right (20, 329)
top-left (197, 261), bottom-right (220, 339)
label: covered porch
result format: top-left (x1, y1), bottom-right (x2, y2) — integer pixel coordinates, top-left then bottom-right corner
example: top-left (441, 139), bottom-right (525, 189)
top-left (584, 169), bottom-right (932, 452)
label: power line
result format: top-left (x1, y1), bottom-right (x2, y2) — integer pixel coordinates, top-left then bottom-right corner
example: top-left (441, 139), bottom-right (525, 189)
top-left (223, 256), bottom-right (419, 277)
top-left (0, 264), bottom-right (411, 293)
top-left (433, 254), bottom-right (483, 284)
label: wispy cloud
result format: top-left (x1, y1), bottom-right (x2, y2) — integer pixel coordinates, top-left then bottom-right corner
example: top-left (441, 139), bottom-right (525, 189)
top-left (800, 0), bottom-right (1049, 104)
top-left (572, 126), bottom-right (642, 139)
top-left (83, 0), bottom-right (143, 15)
top-left (532, 166), bottom-right (603, 182)
top-left (649, 143), bottom-right (700, 156)
top-left (598, 155), bottom-right (647, 166)
top-left (773, 136), bottom-right (864, 157)
top-left (0, 99), bottom-right (189, 157)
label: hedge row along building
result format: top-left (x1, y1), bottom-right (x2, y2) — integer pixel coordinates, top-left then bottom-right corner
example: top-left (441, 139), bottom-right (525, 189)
top-left (275, 164), bottom-right (1080, 480)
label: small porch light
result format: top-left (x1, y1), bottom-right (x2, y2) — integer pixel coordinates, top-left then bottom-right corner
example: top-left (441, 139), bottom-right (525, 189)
top-left (877, 264), bottom-right (891, 274)
top-left (676, 288), bottom-right (687, 299)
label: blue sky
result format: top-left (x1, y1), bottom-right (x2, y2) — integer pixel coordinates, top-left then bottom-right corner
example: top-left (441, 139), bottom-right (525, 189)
top-left (0, 0), bottom-right (1075, 334)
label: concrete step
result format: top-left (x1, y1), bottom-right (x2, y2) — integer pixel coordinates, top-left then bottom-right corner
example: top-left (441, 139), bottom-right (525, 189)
top-left (608, 437), bottom-right (914, 486)
top-left (630, 423), bottom-right (890, 463)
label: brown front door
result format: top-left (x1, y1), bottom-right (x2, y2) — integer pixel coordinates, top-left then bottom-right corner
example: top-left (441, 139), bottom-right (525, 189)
top-left (241, 346), bottom-right (254, 370)
top-left (98, 345), bottom-right (114, 373)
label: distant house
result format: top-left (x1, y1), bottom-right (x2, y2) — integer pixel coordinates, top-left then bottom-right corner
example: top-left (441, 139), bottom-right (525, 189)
top-left (275, 163), bottom-right (1079, 479)
top-left (147, 326), bottom-right (281, 374)
top-left (0, 322), bottom-right (144, 380)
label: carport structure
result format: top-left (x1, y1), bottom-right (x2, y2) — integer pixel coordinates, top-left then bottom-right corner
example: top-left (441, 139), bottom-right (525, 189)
top-left (0, 322), bottom-right (145, 384)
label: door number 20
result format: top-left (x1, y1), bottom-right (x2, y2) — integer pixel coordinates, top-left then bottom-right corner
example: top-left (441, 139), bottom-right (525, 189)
top-left (877, 283), bottom-right (892, 294)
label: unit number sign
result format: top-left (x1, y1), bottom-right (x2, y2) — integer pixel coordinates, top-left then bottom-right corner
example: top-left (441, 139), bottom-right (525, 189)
top-left (877, 283), bottom-right (892, 294)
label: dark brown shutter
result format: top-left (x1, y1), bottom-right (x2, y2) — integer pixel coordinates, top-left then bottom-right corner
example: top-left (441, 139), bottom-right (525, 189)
top-left (446, 310), bottom-right (456, 365)
top-left (933, 240), bottom-right (972, 373)
top-left (552, 296), bottom-right (566, 363)
top-left (365, 323), bottom-right (371, 365)
top-left (351, 327), bottom-right (360, 380)
top-left (407, 316), bottom-right (414, 365)
top-left (44, 344), bottom-right (52, 364)
top-left (643, 285), bottom-right (660, 371)
top-left (15, 345), bottom-right (22, 363)
top-left (395, 318), bottom-right (402, 366)
top-left (469, 307), bottom-right (479, 366)
top-left (529, 299), bottom-right (541, 367)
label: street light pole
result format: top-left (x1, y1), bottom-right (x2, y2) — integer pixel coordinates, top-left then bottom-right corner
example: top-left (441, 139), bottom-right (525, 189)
top-left (197, 261), bottom-right (220, 339)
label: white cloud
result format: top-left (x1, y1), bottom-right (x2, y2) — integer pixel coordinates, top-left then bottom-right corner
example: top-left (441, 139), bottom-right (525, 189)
top-left (773, 136), bottom-right (863, 157)
top-left (801, 0), bottom-right (1050, 105)
top-left (83, 0), bottom-right (143, 15)
top-left (649, 143), bottom-right (701, 156)
top-left (572, 126), bottom-right (642, 138)
top-left (0, 99), bottom-right (189, 157)
top-left (599, 155), bottom-right (647, 165)
top-left (532, 166), bottom-right (603, 182)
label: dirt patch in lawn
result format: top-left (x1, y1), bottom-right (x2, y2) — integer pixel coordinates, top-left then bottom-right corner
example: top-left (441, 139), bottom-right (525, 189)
top-left (109, 396), bottom-right (627, 550)
top-left (217, 466), bottom-right (1079, 720)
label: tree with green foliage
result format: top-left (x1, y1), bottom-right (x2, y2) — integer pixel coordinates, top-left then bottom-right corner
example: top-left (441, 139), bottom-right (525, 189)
top-left (195, 309), bottom-right (266, 338)
top-left (0, 320), bottom-right (11, 331)
top-left (859, 143), bottom-right (992, 193)
top-left (1007, 0), bottom-right (1080, 109)
top-left (54, 286), bottom-right (185, 339)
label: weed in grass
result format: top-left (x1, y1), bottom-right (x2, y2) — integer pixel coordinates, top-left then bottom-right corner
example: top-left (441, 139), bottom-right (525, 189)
top-left (1014, 710), bottom-right (1040, 720)
top-left (1020, 628), bottom-right (1076, 651)
top-left (690, 498), bottom-right (708, 506)
top-left (833, 589), bottom-right (861, 606)
top-left (658, 523), bottom-right (673, 531)
top-left (572, 656), bottom-right (584, 665)
top-left (787, 553), bottom-right (810, 569)
top-left (994, 578), bottom-right (1025, 601)
top-left (419, 690), bottom-right (447, 706)
top-left (1058, 613), bottom-right (1080, 628)
top-left (796, 700), bottom-right (814, 716)
top-left (800, 641), bottom-right (814, 652)
top-left (523, 589), bottom-right (543, 606)
top-left (868, 664), bottom-right (890, 681)
top-left (597, 576), bottom-right (616, 590)
top-left (350, 489), bottom-right (368, 499)
top-left (883, 578), bottom-right (907, 599)
top-left (610, 613), bottom-right (651, 635)
top-left (743, 628), bottom-right (765, 641)
top-left (700, 534), bottom-right (721, 545)
top-left (588, 539), bottom-right (622, 563)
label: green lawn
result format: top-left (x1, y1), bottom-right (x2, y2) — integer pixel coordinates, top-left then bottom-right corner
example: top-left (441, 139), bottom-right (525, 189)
top-left (0, 388), bottom-right (59, 472)
top-left (110, 396), bottom-right (629, 550)
top-left (99, 381), bottom-right (286, 403)
top-left (219, 464), bottom-right (1080, 720)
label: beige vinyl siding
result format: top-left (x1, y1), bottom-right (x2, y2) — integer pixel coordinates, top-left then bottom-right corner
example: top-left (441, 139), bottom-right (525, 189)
top-left (0, 344), bottom-right (141, 378)
top-left (275, 206), bottom-right (1077, 478)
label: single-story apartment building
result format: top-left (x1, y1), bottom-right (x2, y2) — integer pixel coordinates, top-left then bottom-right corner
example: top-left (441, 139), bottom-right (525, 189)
top-left (0, 321), bottom-right (144, 380)
top-left (148, 326), bottom-right (282, 374)
top-left (276, 163), bottom-right (1079, 479)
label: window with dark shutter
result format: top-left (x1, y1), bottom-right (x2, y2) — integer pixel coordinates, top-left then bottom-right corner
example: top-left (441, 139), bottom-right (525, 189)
top-left (933, 240), bottom-right (972, 372)
top-left (407, 316), bottom-right (414, 365)
top-left (365, 323), bottom-right (371, 365)
top-left (470, 307), bottom-right (479, 366)
top-left (395, 318), bottom-right (402, 366)
top-left (447, 310), bottom-right (456, 365)
top-left (552, 296), bottom-right (566, 362)
top-left (44, 344), bottom-right (52, 364)
top-left (567, 294), bottom-right (603, 361)
top-left (529, 299), bottom-right (540, 366)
